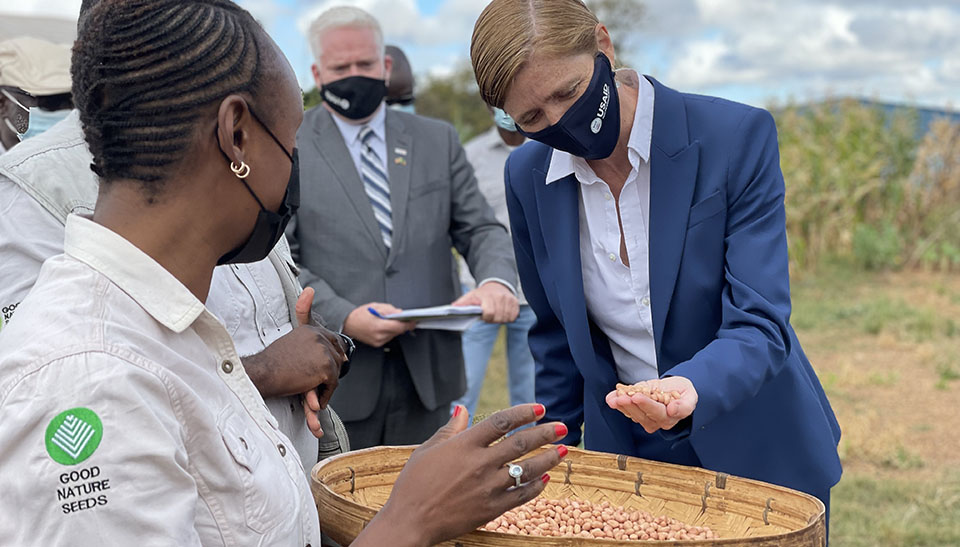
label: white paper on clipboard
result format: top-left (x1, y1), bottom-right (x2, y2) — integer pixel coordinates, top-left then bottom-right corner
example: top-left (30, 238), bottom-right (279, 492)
top-left (379, 305), bottom-right (482, 332)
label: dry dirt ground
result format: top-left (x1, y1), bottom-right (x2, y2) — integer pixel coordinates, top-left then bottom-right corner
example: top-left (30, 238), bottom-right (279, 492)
top-left (476, 268), bottom-right (960, 545)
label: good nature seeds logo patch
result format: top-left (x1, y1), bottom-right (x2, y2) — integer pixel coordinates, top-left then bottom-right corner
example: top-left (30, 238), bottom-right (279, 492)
top-left (45, 408), bottom-right (103, 465)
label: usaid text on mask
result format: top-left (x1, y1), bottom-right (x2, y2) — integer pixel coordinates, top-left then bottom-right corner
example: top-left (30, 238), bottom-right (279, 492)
top-left (323, 89), bottom-right (350, 111)
top-left (516, 53), bottom-right (621, 160)
top-left (321, 76), bottom-right (388, 120)
top-left (591, 83), bottom-right (611, 135)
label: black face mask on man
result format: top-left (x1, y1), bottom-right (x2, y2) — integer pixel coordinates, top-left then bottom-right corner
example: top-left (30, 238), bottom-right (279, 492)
top-left (321, 75), bottom-right (387, 120)
top-left (217, 108), bottom-right (300, 265)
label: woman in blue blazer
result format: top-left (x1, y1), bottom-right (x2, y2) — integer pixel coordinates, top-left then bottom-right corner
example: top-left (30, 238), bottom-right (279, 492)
top-left (470, 0), bottom-right (842, 524)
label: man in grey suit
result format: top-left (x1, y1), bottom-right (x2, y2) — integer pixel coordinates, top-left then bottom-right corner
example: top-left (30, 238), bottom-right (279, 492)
top-left (289, 6), bottom-right (520, 449)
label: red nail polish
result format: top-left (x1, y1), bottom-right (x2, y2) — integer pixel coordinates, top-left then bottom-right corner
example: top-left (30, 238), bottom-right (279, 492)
top-left (533, 404), bottom-right (545, 418)
top-left (541, 473), bottom-right (551, 485)
top-left (557, 445), bottom-right (568, 458)
top-left (453, 405), bottom-right (463, 418)
top-left (555, 423), bottom-right (568, 438)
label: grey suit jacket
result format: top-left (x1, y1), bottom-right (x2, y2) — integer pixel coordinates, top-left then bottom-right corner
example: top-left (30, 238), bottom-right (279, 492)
top-left (288, 106), bottom-right (517, 422)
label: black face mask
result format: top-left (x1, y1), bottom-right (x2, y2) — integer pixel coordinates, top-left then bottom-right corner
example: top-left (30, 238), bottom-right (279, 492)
top-left (217, 109), bottom-right (300, 265)
top-left (516, 52), bottom-right (621, 160)
top-left (321, 75), bottom-right (387, 120)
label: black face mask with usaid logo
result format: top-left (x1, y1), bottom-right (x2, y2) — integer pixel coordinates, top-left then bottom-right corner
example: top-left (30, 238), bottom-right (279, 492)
top-left (321, 76), bottom-right (387, 120)
top-left (517, 52), bottom-right (621, 160)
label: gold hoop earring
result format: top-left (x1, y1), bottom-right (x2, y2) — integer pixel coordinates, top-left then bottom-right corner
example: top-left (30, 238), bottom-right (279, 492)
top-left (230, 161), bottom-right (251, 179)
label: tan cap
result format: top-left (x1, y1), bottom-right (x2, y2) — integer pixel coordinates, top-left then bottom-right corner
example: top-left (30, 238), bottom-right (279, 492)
top-left (0, 37), bottom-right (72, 96)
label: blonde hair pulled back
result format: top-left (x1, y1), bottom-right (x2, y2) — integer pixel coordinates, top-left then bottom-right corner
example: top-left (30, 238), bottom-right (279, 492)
top-left (470, 0), bottom-right (600, 108)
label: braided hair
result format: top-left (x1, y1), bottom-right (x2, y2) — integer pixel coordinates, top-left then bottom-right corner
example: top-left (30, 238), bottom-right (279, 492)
top-left (71, 0), bottom-right (267, 195)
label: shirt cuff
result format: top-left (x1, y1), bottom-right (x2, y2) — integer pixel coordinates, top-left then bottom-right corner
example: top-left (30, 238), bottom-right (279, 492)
top-left (478, 277), bottom-right (518, 297)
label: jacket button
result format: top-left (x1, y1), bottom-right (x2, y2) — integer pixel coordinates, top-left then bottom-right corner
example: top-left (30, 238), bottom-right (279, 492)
top-left (383, 347), bottom-right (392, 353)
top-left (278, 443), bottom-right (286, 457)
top-left (221, 360), bottom-right (234, 373)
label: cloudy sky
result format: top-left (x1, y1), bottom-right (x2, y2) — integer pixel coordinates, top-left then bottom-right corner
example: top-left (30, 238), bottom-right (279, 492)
top-left (4, 0), bottom-right (958, 110)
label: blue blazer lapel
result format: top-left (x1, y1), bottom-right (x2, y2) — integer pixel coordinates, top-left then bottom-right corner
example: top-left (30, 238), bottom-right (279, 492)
top-left (532, 170), bottom-right (595, 365)
top-left (646, 77), bottom-right (700, 368)
top-left (532, 168), bottom-right (623, 399)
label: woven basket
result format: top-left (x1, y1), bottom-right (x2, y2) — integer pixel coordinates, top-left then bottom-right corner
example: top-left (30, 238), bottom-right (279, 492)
top-left (311, 445), bottom-right (825, 546)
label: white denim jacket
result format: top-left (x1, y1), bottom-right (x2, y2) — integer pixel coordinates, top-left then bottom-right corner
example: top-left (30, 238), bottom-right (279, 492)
top-left (0, 111), bottom-right (348, 477)
top-left (0, 215), bottom-right (321, 546)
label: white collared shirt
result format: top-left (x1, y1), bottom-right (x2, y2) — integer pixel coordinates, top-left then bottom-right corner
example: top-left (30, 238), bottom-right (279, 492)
top-left (330, 103), bottom-right (388, 174)
top-left (0, 114), bottom-right (319, 474)
top-left (545, 71), bottom-right (659, 384)
top-left (0, 215), bottom-right (320, 546)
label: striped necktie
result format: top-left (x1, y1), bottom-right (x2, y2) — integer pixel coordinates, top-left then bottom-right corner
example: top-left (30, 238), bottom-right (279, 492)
top-left (358, 125), bottom-right (392, 249)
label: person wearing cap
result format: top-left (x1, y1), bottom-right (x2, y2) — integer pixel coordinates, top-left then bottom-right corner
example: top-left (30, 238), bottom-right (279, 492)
top-left (0, 37), bottom-right (73, 153)
top-left (385, 45), bottom-right (415, 114)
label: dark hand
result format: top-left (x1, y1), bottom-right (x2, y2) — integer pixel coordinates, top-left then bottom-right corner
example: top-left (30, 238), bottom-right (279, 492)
top-left (358, 404), bottom-right (568, 547)
top-left (243, 288), bottom-right (347, 437)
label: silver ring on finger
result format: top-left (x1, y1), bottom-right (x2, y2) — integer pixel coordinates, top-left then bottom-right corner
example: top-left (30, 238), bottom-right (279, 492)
top-left (507, 463), bottom-right (523, 488)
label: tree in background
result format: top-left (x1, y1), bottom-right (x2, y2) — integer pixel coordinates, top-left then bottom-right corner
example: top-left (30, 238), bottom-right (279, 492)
top-left (303, 87), bottom-right (322, 110)
top-left (588, 0), bottom-right (646, 64)
top-left (416, 61), bottom-right (493, 142)
top-left (777, 100), bottom-right (960, 272)
top-left (776, 100), bottom-right (918, 271)
top-left (902, 119), bottom-right (960, 270)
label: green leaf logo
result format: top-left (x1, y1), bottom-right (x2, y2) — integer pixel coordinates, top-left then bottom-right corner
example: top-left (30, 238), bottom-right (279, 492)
top-left (45, 408), bottom-right (103, 465)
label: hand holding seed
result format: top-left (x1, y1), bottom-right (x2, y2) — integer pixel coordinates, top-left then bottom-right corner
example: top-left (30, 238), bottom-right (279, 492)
top-left (605, 377), bottom-right (698, 434)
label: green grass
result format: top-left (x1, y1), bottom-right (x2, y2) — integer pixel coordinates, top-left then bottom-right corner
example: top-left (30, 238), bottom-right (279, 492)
top-left (935, 360), bottom-right (960, 391)
top-left (474, 330), bottom-right (509, 420)
top-left (831, 472), bottom-right (960, 547)
top-left (867, 371), bottom-right (900, 387)
top-left (790, 263), bottom-right (956, 343)
top-left (794, 290), bottom-right (947, 343)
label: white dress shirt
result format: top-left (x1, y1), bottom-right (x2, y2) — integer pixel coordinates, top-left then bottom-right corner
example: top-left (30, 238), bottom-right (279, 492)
top-left (545, 71), bottom-right (659, 384)
top-left (330, 103), bottom-right (389, 177)
top-left (0, 174), bottom-right (318, 475)
top-left (0, 215), bottom-right (320, 546)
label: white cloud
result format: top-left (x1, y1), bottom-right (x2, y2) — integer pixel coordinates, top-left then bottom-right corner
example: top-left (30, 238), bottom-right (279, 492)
top-left (4, 0), bottom-right (958, 110)
top-left (657, 0), bottom-right (960, 108)
top-left (296, 0), bottom-right (482, 49)
top-left (0, 0), bottom-right (80, 19)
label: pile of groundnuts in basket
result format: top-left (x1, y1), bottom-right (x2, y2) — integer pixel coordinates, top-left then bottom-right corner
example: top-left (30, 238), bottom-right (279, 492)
top-left (483, 382), bottom-right (717, 541)
top-left (483, 498), bottom-right (718, 541)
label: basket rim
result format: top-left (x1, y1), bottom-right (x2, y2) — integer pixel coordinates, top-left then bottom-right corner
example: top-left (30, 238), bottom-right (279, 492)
top-left (311, 445), bottom-right (826, 545)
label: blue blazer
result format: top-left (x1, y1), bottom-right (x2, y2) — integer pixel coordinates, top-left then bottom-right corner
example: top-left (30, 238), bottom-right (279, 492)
top-left (504, 77), bottom-right (842, 498)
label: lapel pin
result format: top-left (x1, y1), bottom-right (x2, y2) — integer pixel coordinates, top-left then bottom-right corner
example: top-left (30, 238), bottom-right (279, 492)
top-left (394, 156), bottom-right (407, 166)
top-left (394, 147), bottom-right (408, 156)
